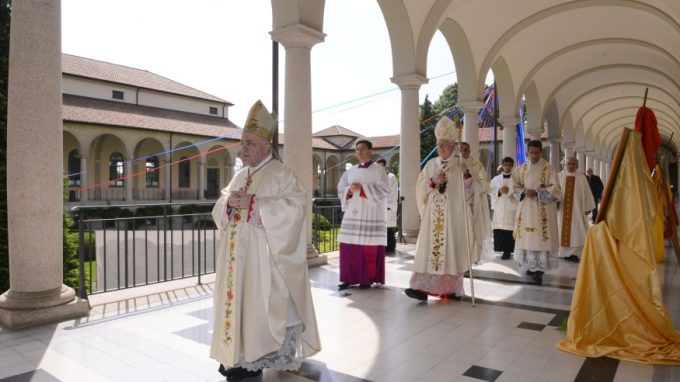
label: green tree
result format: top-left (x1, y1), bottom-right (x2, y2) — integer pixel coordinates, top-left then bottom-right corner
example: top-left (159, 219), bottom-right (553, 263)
top-left (419, 95), bottom-right (436, 162)
top-left (0, 0), bottom-right (11, 293)
top-left (432, 83), bottom-right (459, 117)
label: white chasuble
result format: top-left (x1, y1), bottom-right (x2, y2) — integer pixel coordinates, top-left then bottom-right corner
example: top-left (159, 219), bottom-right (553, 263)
top-left (557, 171), bottom-right (595, 250)
top-left (210, 160), bottom-right (320, 367)
top-left (413, 157), bottom-right (472, 275)
top-left (512, 159), bottom-right (562, 253)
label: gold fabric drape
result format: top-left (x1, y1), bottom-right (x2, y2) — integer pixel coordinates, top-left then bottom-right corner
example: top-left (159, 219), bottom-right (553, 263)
top-left (556, 130), bottom-right (680, 364)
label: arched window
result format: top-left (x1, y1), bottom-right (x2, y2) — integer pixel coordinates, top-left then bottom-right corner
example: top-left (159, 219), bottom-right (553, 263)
top-left (109, 152), bottom-right (124, 187)
top-left (233, 158), bottom-right (243, 173)
top-left (179, 156), bottom-right (190, 188)
top-left (145, 156), bottom-right (159, 187)
top-left (68, 149), bottom-right (80, 186)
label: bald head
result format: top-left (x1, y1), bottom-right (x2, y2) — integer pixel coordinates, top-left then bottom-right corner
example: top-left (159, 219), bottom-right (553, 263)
top-left (566, 157), bottom-right (578, 173)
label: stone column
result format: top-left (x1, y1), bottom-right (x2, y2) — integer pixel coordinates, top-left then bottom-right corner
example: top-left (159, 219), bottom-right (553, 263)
top-left (392, 73), bottom-right (428, 243)
top-left (600, 159), bottom-right (606, 179)
top-left (500, 116), bottom-right (518, 161)
top-left (593, 157), bottom-right (600, 175)
top-left (198, 156), bottom-right (206, 200)
top-left (605, 162), bottom-right (611, 181)
top-left (0, 0), bottom-right (88, 329)
top-left (271, 24), bottom-right (327, 266)
top-left (79, 154), bottom-right (88, 203)
top-left (459, 101), bottom-right (484, 159)
top-left (564, 143), bottom-right (575, 159)
top-left (585, 151), bottom-right (594, 172)
top-left (576, 151), bottom-right (586, 173)
top-left (164, 153), bottom-right (172, 201)
top-left (124, 159), bottom-right (133, 202)
top-left (549, 140), bottom-right (561, 170)
top-left (526, 126), bottom-right (543, 141)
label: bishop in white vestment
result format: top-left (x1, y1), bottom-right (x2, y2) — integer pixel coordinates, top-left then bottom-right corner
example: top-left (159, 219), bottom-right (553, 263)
top-left (557, 157), bottom-right (595, 262)
top-left (512, 140), bottom-right (562, 285)
top-left (405, 117), bottom-right (473, 302)
top-left (210, 101), bottom-right (320, 381)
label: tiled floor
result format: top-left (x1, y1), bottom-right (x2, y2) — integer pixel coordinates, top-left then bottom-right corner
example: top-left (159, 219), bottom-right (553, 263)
top-left (1, 244), bottom-right (679, 382)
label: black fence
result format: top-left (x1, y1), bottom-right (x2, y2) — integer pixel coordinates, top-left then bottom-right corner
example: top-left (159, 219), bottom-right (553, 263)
top-left (312, 198), bottom-right (343, 253)
top-left (71, 202), bottom-right (217, 299)
top-left (70, 198), bottom-right (355, 298)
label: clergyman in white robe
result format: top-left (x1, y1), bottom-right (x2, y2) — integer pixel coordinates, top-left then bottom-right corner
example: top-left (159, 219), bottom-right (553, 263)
top-left (489, 158), bottom-right (518, 259)
top-left (409, 153), bottom-right (473, 298)
top-left (210, 158), bottom-right (321, 372)
top-left (557, 169), bottom-right (595, 260)
top-left (462, 154), bottom-right (493, 263)
top-left (512, 141), bottom-right (562, 284)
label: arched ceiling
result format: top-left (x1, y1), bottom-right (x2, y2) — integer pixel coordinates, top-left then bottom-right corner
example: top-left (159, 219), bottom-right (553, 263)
top-left (376, 0), bottom-right (680, 159)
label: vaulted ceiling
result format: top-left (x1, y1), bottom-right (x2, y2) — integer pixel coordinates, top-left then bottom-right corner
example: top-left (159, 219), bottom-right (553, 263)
top-left (272, 0), bottom-right (680, 159)
top-left (377, 0), bottom-right (680, 158)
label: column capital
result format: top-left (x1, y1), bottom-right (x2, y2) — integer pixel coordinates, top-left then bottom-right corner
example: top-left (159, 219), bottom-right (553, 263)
top-left (270, 23), bottom-right (325, 49)
top-left (458, 100), bottom-right (484, 113)
top-left (499, 116), bottom-right (519, 129)
top-left (390, 73), bottom-right (428, 90)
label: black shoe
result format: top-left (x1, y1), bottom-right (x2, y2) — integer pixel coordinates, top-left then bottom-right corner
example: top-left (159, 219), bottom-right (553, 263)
top-left (226, 367), bottom-right (262, 381)
top-left (338, 282), bottom-right (350, 291)
top-left (358, 284), bottom-right (371, 289)
top-left (447, 293), bottom-right (462, 301)
top-left (405, 288), bottom-right (428, 301)
top-left (219, 365), bottom-right (256, 378)
top-left (567, 255), bottom-right (580, 263)
top-left (218, 364), bottom-right (230, 377)
top-left (533, 271), bottom-right (544, 285)
top-left (501, 253), bottom-right (511, 260)
top-left (526, 269), bottom-right (536, 276)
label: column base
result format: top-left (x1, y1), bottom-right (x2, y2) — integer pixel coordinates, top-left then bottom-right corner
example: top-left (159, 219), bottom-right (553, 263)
top-left (306, 244), bottom-right (328, 267)
top-left (401, 228), bottom-right (420, 244)
top-left (0, 285), bottom-right (90, 330)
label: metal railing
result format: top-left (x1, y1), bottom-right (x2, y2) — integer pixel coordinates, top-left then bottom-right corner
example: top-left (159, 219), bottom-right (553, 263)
top-left (133, 188), bottom-right (166, 200)
top-left (70, 198), bottom-right (354, 299)
top-left (88, 188), bottom-right (125, 201)
top-left (312, 198), bottom-right (342, 253)
top-left (172, 189), bottom-right (199, 200)
top-left (72, 202), bottom-right (216, 299)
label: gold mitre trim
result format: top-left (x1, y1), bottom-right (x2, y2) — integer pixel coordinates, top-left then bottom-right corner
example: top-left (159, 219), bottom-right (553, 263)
top-left (243, 100), bottom-right (276, 142)
top-left (434, 116), bottom-right (459, 142)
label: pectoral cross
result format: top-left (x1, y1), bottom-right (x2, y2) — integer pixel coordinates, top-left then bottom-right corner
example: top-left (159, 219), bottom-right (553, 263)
top-left (351, 208), bottom-right (359, 216)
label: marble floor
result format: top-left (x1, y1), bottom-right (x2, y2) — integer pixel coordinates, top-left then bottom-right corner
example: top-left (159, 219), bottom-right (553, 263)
top-left (1, 244), bottom-right (679, 382)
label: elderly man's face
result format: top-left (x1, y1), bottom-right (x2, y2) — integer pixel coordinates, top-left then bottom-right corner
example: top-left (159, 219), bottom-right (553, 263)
top-left (586, 169), bottom-right (593, 176)
top-left (566, 158), bottom-right (578, 173)
top-left (436, 140), bottom-right (455, 159)
top-left (239, 132), bottom-right (271, 167)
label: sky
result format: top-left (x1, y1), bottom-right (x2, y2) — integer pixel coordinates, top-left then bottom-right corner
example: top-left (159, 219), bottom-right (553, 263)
top-left (61, 0), bottom-right (461, 138)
